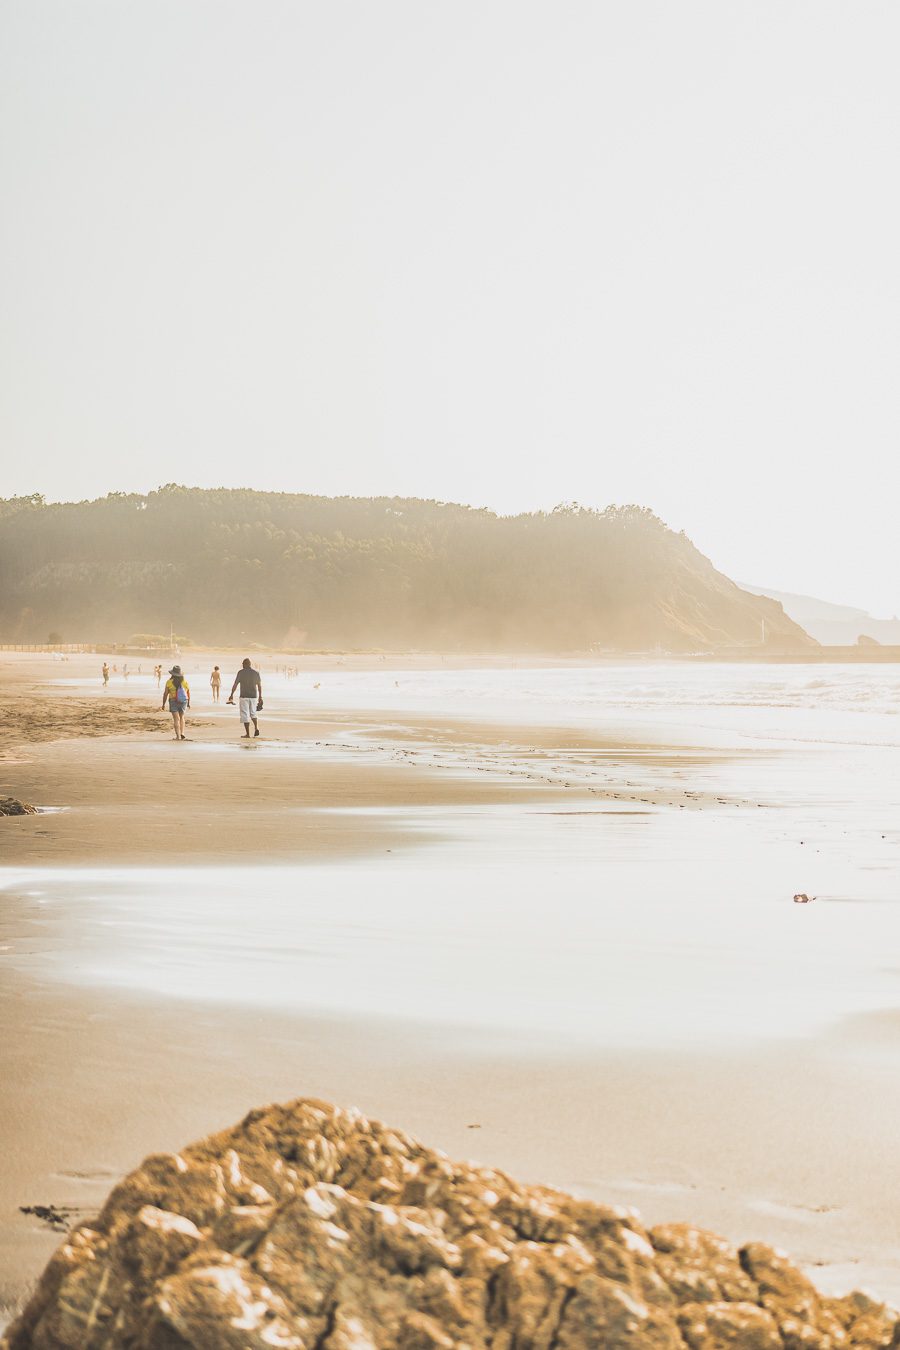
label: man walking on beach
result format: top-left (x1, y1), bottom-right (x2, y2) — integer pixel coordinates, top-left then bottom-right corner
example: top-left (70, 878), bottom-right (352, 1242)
top-left (227, 658), bottom-right (263, 738)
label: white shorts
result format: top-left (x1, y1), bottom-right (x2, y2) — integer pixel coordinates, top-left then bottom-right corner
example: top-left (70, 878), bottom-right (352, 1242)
top-left (239, 697), bottom-right (258, 724)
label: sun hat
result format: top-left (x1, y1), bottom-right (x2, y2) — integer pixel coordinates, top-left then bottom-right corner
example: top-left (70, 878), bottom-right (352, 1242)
top-left (169, 665), bottom-right (182, 675)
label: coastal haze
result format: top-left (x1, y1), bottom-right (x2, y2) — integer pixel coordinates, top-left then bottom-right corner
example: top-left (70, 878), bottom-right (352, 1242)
top-left (3, 2), bottom-right (900, 1345)
top-left (2, 1), bottom-right (899, 617)
top-left (0, 489), bottom-right (812, 652)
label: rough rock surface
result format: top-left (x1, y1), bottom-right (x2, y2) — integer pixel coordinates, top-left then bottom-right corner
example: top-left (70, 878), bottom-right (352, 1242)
top-left (0, 798), bottom-right (37, 816)
top-left (4, 1099), bottom-right (897, 1349)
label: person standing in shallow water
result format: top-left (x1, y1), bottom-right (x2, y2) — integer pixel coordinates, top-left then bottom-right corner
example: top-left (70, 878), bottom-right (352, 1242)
top-left (101, 662), bottom-right (109, 686)
top-left (227, 658), bottom-right (263, 738)
top-left (210, 666), bottom-right (221, 702)
top-left (162, 665), bottom-right (191, 741)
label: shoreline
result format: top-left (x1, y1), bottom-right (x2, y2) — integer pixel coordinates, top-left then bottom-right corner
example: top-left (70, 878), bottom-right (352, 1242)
top-left (0, 657), bottom-right (755, 869)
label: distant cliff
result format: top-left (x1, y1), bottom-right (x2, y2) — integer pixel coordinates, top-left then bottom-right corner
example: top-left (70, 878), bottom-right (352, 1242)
top-left (4, 1099), bottom-right (895, 1349)
top-left (0, 489), bottom-right (813, 652)
top-left (744, 584), bottom-right (900, 648)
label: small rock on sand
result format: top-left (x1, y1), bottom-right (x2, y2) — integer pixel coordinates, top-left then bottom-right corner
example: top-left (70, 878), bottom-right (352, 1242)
top-left (0, 799), bottom-right (37, 817)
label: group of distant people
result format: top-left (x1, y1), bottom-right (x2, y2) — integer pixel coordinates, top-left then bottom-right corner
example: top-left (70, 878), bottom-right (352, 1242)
top-left (100, 657), bottom-right (263, 742)
top-left (101, 661), bottom-right (146, 684)
top-left (102, 661), bottom-right (164, 686)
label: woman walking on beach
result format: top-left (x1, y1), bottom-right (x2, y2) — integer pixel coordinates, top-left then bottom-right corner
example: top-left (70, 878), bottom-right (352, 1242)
top-left (210, 666), bottom-right (221, 702)
top-left (162, 665), bottom-right (191, 740)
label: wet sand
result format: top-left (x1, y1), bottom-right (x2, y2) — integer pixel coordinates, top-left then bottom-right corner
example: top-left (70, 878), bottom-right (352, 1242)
top-left (0, 661), bottom-right (735, 869)
top-left (2, 653), bottom-right (900, 1317)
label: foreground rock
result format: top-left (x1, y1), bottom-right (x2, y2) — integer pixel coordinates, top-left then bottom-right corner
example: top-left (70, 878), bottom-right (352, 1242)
top-left (4, 1099), bottom-right (897, 1349)
top-left (0, 798), bottom-right (37, 816)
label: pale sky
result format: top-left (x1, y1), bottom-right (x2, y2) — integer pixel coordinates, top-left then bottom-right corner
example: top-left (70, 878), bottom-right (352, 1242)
top-left (2, 2), bottom-right (898, 615)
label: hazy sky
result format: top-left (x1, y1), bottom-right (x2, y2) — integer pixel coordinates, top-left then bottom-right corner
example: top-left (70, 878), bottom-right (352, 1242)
top-left (2, 3), bottom-right (898, 614)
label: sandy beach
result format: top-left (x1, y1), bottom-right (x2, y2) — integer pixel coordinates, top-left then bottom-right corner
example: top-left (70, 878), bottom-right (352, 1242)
top-left (2, 652), bottom-right (900, 1319)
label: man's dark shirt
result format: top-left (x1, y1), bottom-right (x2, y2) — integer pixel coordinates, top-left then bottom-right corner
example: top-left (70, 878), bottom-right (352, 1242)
top-left (235, 667), bottom-right (261, 698)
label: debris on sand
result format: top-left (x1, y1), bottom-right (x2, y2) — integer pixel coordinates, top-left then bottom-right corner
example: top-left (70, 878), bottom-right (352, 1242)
top-left (3, 1098), bottom-right (897, 1349)
top-left (793, 892), bottom-right (816, 904)
top-left (18, 1205), bottom-right (70, 1232)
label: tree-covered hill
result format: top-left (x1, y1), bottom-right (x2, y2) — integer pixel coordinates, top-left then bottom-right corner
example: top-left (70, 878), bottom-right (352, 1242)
top-left (0, 488), bottom-right (813, 651)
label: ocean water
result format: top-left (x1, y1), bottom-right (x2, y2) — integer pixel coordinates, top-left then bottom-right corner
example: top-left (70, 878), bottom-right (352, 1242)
top-left (11, 662), bottom-right (900, 1053)
top-left (263, 660), bottom-right (900, 745)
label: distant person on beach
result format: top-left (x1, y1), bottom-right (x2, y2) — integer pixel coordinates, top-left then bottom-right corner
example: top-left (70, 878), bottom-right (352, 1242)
top-left (226, 658), bottom-right (263, 738)
top-left (102, 662), bottom-right (109, 686)
top-left (162, 665), bottom-right (190, 741)
top-left (155, 664), bottom-right (163, 687)
top-left (210, 666), bottom-right (221, 702)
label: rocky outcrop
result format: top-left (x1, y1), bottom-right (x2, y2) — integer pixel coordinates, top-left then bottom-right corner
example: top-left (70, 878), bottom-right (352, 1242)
top-left (4, 1099), bottom-right (897, 1349)
top-left (0, 798), bottom-right (37, 816)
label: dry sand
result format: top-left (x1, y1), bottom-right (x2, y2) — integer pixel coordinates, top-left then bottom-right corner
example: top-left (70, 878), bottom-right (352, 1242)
top-left (2, 653), bottom-right (899, 1317)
